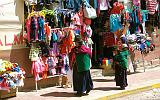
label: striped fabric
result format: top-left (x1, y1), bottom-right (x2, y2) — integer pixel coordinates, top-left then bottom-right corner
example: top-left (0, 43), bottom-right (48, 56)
top-left (146, 0), bottom-right (158, 15)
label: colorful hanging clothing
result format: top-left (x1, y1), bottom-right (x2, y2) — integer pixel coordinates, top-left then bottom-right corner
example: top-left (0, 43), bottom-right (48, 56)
top-left (146, 0), bottom-right (158, 15)
top-left (100, 0), bottom-right (111, 10)
top-left (31, 58), bottom-right (44, 81)
top-left (26, 18), bottom-right (31, 42)
top-left (29, 46), bottom-right (42, 61)
top-left (133, 0), bottom-right (140, 6)
top-left (111, 2), bottom-right (124, 14)
top-left (38, 17), bottom-right (45, 40)
top-left (110, 14), bottom-right (122, 32)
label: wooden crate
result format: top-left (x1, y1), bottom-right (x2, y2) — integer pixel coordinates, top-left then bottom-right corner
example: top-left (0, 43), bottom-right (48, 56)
top-left (0, 89), bottom-right (16, 99)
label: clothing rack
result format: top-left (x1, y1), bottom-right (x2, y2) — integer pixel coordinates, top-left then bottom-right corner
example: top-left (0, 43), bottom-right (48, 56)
top-left (54, 8), bottom-right (75, 14)
top-left (51, 26), bottom-right (79, 32)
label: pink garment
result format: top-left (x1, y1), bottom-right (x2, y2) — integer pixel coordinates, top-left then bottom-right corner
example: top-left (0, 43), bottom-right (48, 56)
top-left (31, 59), bottom-right (44, 81)
top-left (78, 45), bottom-right (92, 58)
top-left (50, 43), bottom-right (59, 56)
top-left (100, 0), bottom-right (109, 10)
top-left (133, 0), bottom-right (140, 6)
top-left (146, 0), bottom-right (157, 15)
top-left (72, 12), bottom-right (83, 25)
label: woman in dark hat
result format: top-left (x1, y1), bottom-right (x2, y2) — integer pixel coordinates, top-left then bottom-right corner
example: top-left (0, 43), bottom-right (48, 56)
top-left (113, 44), bottom-right (129, 90)
top-left (69, 35), bottom-right (93, 96)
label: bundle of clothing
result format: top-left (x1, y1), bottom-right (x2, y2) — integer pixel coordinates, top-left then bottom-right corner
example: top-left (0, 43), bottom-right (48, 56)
top-left (0, 60), bottom-right (26, 90)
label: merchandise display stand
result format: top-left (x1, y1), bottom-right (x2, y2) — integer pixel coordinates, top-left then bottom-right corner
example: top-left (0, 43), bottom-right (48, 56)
top-left (0, 60), bottom-right (25, 99)
top-left (0, 88), bottom-right (17, 99)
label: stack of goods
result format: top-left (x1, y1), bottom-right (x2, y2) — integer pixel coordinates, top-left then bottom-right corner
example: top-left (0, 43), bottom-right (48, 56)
top-left (0, 59), bottom-right (25, 90)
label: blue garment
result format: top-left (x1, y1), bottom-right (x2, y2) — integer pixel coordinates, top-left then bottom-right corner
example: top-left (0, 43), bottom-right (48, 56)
top-left (74, 29), bottom-right (81, 35)
top-left (94, 0), bottom-right (98, 9)
top-left (140, 43), bottom-right (146, 51)
top-left (30, 17), bottom-right (36, 40)
top-left (142, 13), bottom-right (147, 22)
top-left (38, 17), bottom-right (45, 40)
top-left (65, 0), bottom-right (75, 9)
top-left (110, 14), bottom-right (122, 32)
top-left (86, 0), bottom-right (90, 3)
top-left (65, 0), bottom-right (82, 12)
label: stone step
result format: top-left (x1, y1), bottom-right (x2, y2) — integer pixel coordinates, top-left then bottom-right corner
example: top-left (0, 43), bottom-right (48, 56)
top-left (90, 69), bottom-right (103, 78)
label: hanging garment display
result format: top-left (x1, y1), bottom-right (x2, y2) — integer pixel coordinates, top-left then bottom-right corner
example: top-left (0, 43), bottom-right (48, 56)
top-left (132, 0), bottom-right (140, 6)
top-left (111, 2), bottom-right (124, 14)
top-left (110, 14), bottom-right (122, 32)
top-left (64, 0), bottom-right (82, 12)
top-left (30, 16), bottom-right (38, 41)
top-left (146, 0), bottom-right (158, 15)
top-left (100, 0), bottom-right (111, 10)
top-left (38, 17), bottom-right (45, 41)
top-left (0, 60), bottom-right (25, 90)
top-left (101, 32), bottom-right (116, 46)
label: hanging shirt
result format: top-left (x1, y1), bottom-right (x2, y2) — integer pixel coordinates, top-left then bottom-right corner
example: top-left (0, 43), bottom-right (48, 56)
top-left (94, 0), bottom-right (98, 9)
top-left (100, 0), bottom-right (111, 10)
top-left (110, 14), bottom-right (122, 32)
top-left (146, 0), bottom-right (158, 15)
top-left (29, 46), bottom-right (42, 61)
top-left (133, 0), bottom-right (140, 6)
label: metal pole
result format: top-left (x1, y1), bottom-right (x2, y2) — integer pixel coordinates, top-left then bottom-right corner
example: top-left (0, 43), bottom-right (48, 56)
top-left (35, 81), bottom-right (38, 92)
top-left (142, 53), bottom-right (145, 72)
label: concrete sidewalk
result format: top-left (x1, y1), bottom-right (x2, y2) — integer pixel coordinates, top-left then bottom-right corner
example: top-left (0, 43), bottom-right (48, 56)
top-left (7, 66), bottom-right (160, 100)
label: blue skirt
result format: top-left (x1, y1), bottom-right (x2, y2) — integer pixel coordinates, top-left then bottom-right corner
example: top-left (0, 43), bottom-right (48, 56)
top-left (73, 66), bottom-right (93, 93)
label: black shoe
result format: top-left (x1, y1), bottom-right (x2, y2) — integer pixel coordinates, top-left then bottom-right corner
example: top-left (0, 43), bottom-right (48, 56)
top-left (120, 86), bottom-right (125, 90)
top-left (86, 90), bottom-right (91, 94)
top-left (74, 92), bottom-right (87, 97)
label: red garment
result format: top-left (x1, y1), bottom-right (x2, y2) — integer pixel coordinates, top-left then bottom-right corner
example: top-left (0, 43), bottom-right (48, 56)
top-left (102, 32), bottom-right (116, 46)
top-left (97, 0), bottom-right (101, 17)
top-left (44, 23), bottom-right (51, 39)
top-left (138, 9), bottom-right (142, 23)
top-left (125, 12), bottom-right (129, 20)
top-left (69, 50), bottom-right (76, 70)
top-left (26, 18), bottom-right (31, 42)
top-left (59, 30), bottom-right (74, 54)
top-left (111, 2), bottom-right (124, 14)
top-left (41, 56), bottom-right (48, 71)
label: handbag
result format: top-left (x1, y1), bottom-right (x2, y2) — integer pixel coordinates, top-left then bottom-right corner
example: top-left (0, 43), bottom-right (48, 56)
top-left (83, 0), bottom-right (97, 19)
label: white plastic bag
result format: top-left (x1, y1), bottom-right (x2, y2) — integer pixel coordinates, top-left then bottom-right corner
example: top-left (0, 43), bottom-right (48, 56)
top-left (83, 0), bottom-right (97, 19)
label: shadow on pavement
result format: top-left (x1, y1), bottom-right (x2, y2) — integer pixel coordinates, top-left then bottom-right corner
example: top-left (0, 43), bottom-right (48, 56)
top-left (93, 79), bottom-right (114, 82)
top-left (40, 92), bottom-right (75, 97)
top-left (94, 87), bottom-right (120, 91)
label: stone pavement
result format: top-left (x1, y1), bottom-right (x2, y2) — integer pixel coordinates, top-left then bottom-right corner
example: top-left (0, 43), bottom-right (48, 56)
top-left (6, 66), bottom-right (160, 100)
top-left (5, 40), bottom-right (160, 100)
